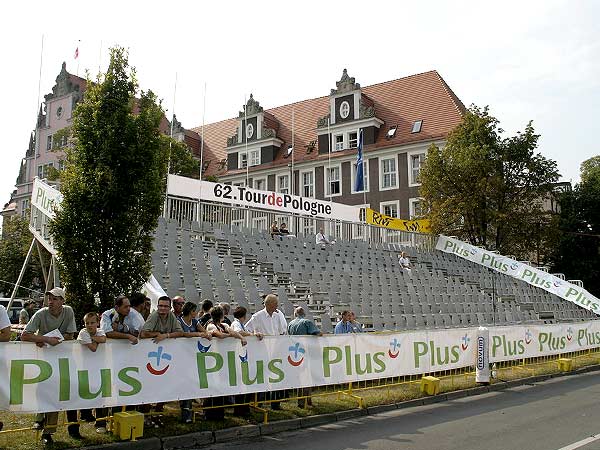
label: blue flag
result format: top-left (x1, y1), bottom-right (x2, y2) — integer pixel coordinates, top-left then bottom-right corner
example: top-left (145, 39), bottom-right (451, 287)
top-left (354, 129), bottom-right (364, 192)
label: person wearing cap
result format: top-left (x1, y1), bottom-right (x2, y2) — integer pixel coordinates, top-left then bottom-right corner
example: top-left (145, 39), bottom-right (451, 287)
top-left (21, 287), bottom-right (81, 445)
top-left (0, 304), bottom-right (10, 432)
top-left (19, 300), bottom-right (36, 325)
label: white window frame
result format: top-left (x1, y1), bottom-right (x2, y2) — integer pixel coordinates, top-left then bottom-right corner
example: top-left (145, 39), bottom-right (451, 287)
top-left (379, 156), bottom-right (398, 191)
top-left (232, 180), bottom-right (246, 188)
top-left (238, 152), bottom-right (248, 169)
top-left (46, 135), bottom-right (53, 152)
top-left (339, 101), bottom-right (350, 119)
top-left (352, 204), bottom-right (370, 240)
top-left (277, 174), bottom-right (290, 194)
top-left (249, 149), bottom-right (260, 166)
top-left (300, 169), bottom-right (315, 198)
top-left (302, 217), bottom-right (315, 236)
top-left (351, 158), bottom-right (369, 194)
top-left (409, 197), bottom-right (425, 219)
top-left (380, 200), bottom-right (400, 219)
top-left (408, 151), bottom-right (426, 187)
top-left (325, 164), bottom-right (342, 197)
top-left (253, 177), bottom-right (267, 191)
top-left (333, 133), bottom-right (344, 152)
top-left (348, 131), bottom-right (358, 149)
top-left (252, 216), bottom-right (268, 231)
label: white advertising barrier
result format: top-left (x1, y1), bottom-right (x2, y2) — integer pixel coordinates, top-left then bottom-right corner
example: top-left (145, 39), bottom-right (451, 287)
top-left (489, 320), bottom-right (600, 362)
top-left (0, 329), bottom-right (476, 413)
top-left (167, 174), bottom-right (360, 223)
top-left (436, 235), bottom-right (600, 315)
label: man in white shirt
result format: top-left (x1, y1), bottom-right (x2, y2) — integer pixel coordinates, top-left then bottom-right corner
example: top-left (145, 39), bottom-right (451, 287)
top-left (245, 294), bottom-right (287, 409)
top-left (398, 251), bottom-right (412, 274)
top-left (0, 304), bottom-right (8, 431)
top-left (100, 295), bottom-right (145, 344)
top-left (315, 228), bottom-right (332, 246)
top-left (245, 294), bottom-right (287, 336)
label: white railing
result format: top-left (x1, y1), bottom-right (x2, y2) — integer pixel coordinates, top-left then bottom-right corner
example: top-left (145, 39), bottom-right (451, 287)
top-left (164, 195), bottom-right (437, 250)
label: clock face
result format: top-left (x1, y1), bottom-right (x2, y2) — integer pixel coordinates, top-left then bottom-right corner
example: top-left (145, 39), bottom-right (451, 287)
top-left (246, 123), bottom-right (254, 139)
top-left (56, 106), bottom-right (63, 119)
top-left (340, 101), bottom-right (350, 119)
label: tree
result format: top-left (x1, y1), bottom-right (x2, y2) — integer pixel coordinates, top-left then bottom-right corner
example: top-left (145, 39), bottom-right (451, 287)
top-left (50, 47), bottom-right (167, 320)
top-left (419, 105), bottom-right (560, 257)
top-left (551, 156), bottom-right (600, 295)
top-left (165, 135), bottom-right (200, 179)
top-left (0, 216), bottom-right (43, 298)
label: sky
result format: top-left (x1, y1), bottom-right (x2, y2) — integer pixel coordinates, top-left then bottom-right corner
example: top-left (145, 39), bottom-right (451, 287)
top-left (1, 0), bottom-right (599, 214)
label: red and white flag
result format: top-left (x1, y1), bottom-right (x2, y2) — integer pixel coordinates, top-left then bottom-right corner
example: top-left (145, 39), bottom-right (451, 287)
top-left (74, 47), bottom-right (79, 59)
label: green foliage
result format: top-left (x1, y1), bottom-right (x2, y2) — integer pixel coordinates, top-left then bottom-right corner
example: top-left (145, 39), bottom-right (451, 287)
top-left (164, 136), bottom-right (200, 179)
top-left (551, 156), bottom-right (600, 295)
top-left (50, 47), bottom-right (167, 321)
top-left (204, 175), bottom-right (219, 183)
top-left (420, 105), bottom-right (560, 257)
top-left (0, 216), bottom-right (43, 297)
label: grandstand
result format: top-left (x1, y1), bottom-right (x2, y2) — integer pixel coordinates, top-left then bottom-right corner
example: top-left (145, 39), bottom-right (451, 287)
top-left (151, 217), bottom-right (597, 332)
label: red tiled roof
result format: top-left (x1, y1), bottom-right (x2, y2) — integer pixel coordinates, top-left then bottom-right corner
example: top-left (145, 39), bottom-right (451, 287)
top-left (192, 70), bottom-right (465, 177)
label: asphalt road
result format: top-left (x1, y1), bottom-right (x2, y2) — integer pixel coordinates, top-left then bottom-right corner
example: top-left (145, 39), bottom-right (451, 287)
top-left (206, 372), bottom-right (600, 450)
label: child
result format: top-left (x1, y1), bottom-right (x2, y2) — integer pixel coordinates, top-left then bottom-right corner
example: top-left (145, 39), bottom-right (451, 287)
top-left (78, 312), bottom-right (107, 351)
top-left (78, 313), bottom-right (108, 433)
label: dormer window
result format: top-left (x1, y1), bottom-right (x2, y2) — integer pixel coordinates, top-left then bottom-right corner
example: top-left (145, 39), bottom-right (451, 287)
top-left (349, 132), bottom-right (358, 149)
top-left (334, 134), bottom-right (344, 151)
top-left (340, 101), bottom-right (350, 119)
top-left (412, 120), bottom-right (423, 133)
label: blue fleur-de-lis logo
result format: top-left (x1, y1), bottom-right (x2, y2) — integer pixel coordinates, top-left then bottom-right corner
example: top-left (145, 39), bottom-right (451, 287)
top-left (388, 338), bottom-right (401, 358)
top-left (461, 334), bottom-right (470, 351)
top-left (146, 346), bottom-right (172, 375)
top-left (287, 342), bottom-right (305, 367)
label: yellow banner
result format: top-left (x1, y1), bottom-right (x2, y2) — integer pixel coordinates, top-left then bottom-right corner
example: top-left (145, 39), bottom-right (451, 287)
top-left (366, 208), bottom-right (431, 234)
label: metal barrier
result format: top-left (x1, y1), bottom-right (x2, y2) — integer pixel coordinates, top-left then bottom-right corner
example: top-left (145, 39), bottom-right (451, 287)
top-left (165, 196), bottom-right (437, 250)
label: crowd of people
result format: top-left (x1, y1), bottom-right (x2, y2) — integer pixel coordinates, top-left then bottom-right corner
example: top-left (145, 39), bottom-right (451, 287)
top-left (0, 287), bottom-right (367, 447)
top-left (0, 250), bottom-right (412, 446)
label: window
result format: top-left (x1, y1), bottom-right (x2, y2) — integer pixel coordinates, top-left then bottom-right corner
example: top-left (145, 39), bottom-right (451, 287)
top-left (334, 134), bottom-right (344, 151)
top-left (37, 162), bottom-right (54, 179)
top-left (411, 120), bottom-right (423, 133)
top-left (239, 152), bottom-right (248, 169)
top-left (277, 174), bottom-right (289, 194)
top-left (252, 216), bottom-right (267, 230)
top-left (254, 178), bottom-right (266, 191)
top-left (351, 159), bottom-right (369, 193)
top-left (301, 171), bottom-right (314, 198)
top-left (233, 180), bottom-right (246, 188)
top-left (410, 153), bottom-right (425, 185)
top-left (46, 135), bottom-right (53, 151)
top-left (349, 132), bottom-right (358, 149)
top-left (326, 166), bottom-right (341, 196)
top-left (381, 201), bottom-right (399, 218)
top-left (409, 198), bottom-right (425, 219)
top-left (239, 150), bottom-right (260, 169)
top-left (380, 156), bottom-right (398, 190)
top-left (302, 217), bottom-right (315, 236)
top-left (353, 205), bottom-right (369, 239)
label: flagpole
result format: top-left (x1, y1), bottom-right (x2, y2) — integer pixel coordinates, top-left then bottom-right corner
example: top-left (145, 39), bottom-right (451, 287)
top-left (76, 40), bottom-right (81, 77)
top-left (199, 81), bottom-right (206, 226)
top-left (164, 72), bottom-right (177, 218)
top-left (34, 34), bottom-right (44, 182)
top-left (327, 116), bottom-right (332, 237)
top-left (244, 95), bottom-right (249, 187)
top-left (98, 40), bottom-right (103, 76)
top-left (291, 107), bottom-right (295, 196)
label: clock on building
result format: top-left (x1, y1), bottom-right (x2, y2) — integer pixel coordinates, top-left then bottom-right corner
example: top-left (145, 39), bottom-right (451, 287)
top-left (246, 123), bottom-right (254, 139)
top-left (340, 101), bottom-right (350, 119)
top-left (56, 106), bottom-right (63, 118)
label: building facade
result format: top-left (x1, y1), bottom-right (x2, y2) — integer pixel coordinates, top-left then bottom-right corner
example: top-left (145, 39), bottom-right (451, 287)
top-left (194, 69), bottom-right (465, 233)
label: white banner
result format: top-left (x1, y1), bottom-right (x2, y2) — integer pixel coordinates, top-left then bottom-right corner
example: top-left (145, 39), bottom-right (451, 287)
top-left (0, 329), bottom-right (476, 413)
top-left (489, 321), bottom-right (600, 362)
top-left (168, 175), bottom-right (360, 223)
top-left (436, 235), bottom-right (600, 315)
top-left (31, 177), bottom-right (63, 220)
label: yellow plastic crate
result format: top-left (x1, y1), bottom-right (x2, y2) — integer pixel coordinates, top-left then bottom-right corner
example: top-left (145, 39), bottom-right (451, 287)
top-left (557, 358), bottom-right (573, 372)
top-left (113, 411), bottom-right (144, 441)
top-left (420, 376), bottom-right (441, 396)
